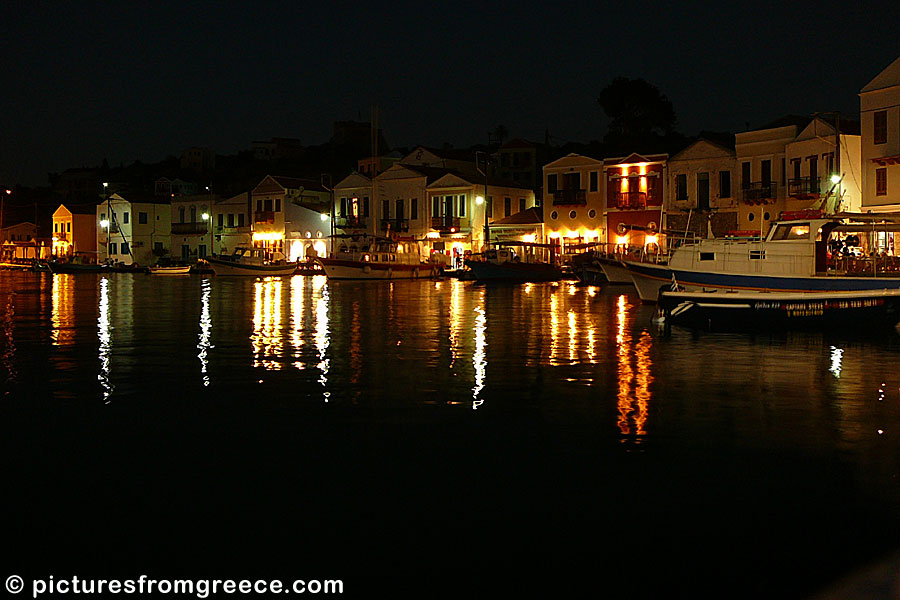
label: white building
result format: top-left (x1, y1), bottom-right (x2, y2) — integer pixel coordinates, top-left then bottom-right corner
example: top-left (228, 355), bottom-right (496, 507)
top-left (213, 192), bottom-right (252, 256)
top-left (860, 55), bottom-right (900, 213)
top-left (96, 193), bottom-right (171, 265)
top-left (666, 137), bottom-right (738, 237)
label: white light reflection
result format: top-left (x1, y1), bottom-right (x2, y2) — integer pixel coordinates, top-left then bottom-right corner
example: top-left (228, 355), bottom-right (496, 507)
top-left (313, 276), bottom-right (330, 401)
top-left (197, 279), bottom-right (213, 386)
top-left (472, 287), bottom-right (486, 408)
top-left (51, 275), bottom-right (74, 346)
top-left (97, 277), bottom-right (113, 402)
top-left (290, 276), bottom-right (305, 369)
top-left (829, 346), bottom-right (843, 378)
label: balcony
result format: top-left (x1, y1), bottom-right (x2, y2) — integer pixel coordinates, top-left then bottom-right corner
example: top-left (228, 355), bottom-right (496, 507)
top-left (741, 181), bottom-right (777, 204)
top-left (171, 222), bottom-right (210, 235)
top-left (431, 216), bottom-right (461, 232)
top-left (336, 217), bottom-right (368, 229)
top-left (254, 210), bottom-right (275, 225)
top-left (788, 177), bottom-right (821, 199)
top-left (615, 192), bottom-right (648, 210)
top-left (551, 189), bottom-right (587, 205)
top-left (215, 225), bottom-right (252, 234)
top-left (381, 218), bottom-right (410, 233)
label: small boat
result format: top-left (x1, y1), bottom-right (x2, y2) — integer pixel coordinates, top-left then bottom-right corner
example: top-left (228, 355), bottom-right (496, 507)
top-left (657, 287), bottom-right (900, 331)
top-left (465, 246), bottom-right (562, 283)
top-left (317, 236), bottom-right (435, 280)
top-left (108, 262), bottom-right (150, 274)
top-left (46, 261), bottom-right (108, 274)
top-left (149, 265), bottom-right (192, 275)
top-left (207, 247), bottom-right (298, 276)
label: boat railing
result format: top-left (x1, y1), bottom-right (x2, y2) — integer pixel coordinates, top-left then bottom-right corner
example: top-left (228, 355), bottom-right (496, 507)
top-left (828, 254), bottom-right (900, 277)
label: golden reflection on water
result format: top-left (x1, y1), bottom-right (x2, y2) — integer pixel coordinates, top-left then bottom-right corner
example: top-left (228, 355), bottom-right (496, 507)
top-left (549, 292), bottom-right (559, 364)
top-left (615, 294), bottom-right (653, 441)
top-left (51, 274), bottom-right (75, 346)
top-left (198, 279), bottom-right (212, 386)
top-left (97, 277), bottom-right (113, 402)
top-left (252, 278), bottom-right (283, 370)
top-left (472, 286), bottom-right (486, 408)
top-left (449, 279), bottom-right (463, 369)
top-left (1, 291), bottom-right (16, 393)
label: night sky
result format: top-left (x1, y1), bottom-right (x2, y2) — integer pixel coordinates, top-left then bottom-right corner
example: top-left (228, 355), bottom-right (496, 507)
top-left (3, 1), bottom-right (899, 187)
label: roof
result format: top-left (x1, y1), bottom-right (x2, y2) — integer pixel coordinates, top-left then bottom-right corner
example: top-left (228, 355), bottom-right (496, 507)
top-left (490, 206), bottom-right (543, 226)
top-left (60, 202), bottom-right (102, 215)
top-left (604, 152), bottom-right (668, 165)
top-left (399, 164), bottom-right (460, 184)
top-left (270, 175), bottom-right (327, 192)
top-left (694, 131), bottom-right (735, 150)
top-left (861, 55), bottom-right (900, 93)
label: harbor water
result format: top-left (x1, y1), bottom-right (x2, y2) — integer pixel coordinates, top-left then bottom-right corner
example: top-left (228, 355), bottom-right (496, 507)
top-left (2, 271), bottom-right (899, 598)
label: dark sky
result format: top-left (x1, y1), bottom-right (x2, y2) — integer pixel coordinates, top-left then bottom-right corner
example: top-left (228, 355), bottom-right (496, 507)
top-left (3, 1), bottom-right (900, 187)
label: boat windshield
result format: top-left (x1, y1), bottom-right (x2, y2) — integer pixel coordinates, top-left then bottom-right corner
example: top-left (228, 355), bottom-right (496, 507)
top-left (769, 223), bottom-right (812, 241)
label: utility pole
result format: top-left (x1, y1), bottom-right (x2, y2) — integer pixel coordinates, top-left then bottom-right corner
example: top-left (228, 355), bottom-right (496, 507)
top-left (476, 151), bottom-right (490, 252)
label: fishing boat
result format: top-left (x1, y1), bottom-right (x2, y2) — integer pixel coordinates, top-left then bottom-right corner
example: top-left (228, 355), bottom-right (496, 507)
top-left (316, 236), bottom-right (434, 280)
top-left (149, 265), bottom-right (192, 274)
top-left (657, 287), bottom-right (900, 331)
top-left (625, 211), bottom-right (900, 302)
top-left (207, 247), bottom-right (298, 276)
top-left (464, 244), bottom-right (562, 283)
top-left (595, 255), bottom-right (634, 284)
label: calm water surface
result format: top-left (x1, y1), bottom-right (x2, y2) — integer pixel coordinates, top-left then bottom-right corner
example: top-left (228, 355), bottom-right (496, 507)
top-left (2, 271), bottom-right (899, 598)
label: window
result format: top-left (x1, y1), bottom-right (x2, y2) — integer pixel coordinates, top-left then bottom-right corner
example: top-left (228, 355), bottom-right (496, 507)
top-left (874, 110), bottom-right (887, 145)
top-left (363, 197), bottom-right (370, 217)
top-left (741, 162), bottom-right (751, 189)
top-left (66, 222), bottom-right (71, 232)
top-left (823, 152), bottom-right (834, 177)
top-left (432, 197), bottom-right (440, 217)
top-left (395, 198), bottom-right (404, 219)
top-left (154, 242), bottom-right (163, 253)
top-left (770, 223), bottom-right (812, 240)
top-left (275, 198), bottom-right (281, 212)
top-left (226, 214), bottom-right (233, 227)
top-left (676, 174), bottom-right (688, 200)
top-left (589, 171), bottom-right (599, 192)
top-left (568, 210), bottom-right (577, 219)
top-left (547, 174), bottom-right (558, 193)
top-left (382, 199), bottom-right (390, 219)
top-left (54, 223), bottom-right (58, 233)
top-left (238, 213), bottom-right (245, 227)
top-left (761, 160), bottom-right (771, 186)
top-left (697, 172), bottom-right (710, 210)
top-left (750, 250), bottom-right (766, 260)
top-left (519, 198), bottom-right (526, 212)
top-left (699, 252), bottom-right (715, 261)
top-left (139, 212), bottom-right (148, 224)
top-left (550, 211), bottom-right (558, 220)
top-left (791, 158), bottom-right (801, 181)
top-left (123, 211), bottom-right (130, 224)
top-left (199, 244), bottom-right (207, 258)
top-left (588, 209), bottom-right (596, 219)
top-left (504, 197), bottom-right (511, 217)
top-left (179, 207), bottom-right (185, 223)
top-left (190, 206), bottom-right (196, 222)
top-left (458, 195), bottom-right (465, 217)
top-left (780, 158), bottom-right (785, 186)
top-left (264, 199), bottom-right (272, 212)
top-left (410, 198), bottom-right (418, 220)
top-left (719, 171), bottom-right (731, 198)
top-left (808, 155), bottom-right (818, 184)
top-left (340, 197), bottom-right (347, 218)
top-left (120, 242), bottom-right (129, 255)
top-left (109, 243), bottom-right (118, 255)
top-left (876, 168), bottom-right (887, 196)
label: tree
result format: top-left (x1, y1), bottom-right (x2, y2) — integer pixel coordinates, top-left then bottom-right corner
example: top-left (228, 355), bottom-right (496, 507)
top-left (597, 77), bottom-right (678, 152)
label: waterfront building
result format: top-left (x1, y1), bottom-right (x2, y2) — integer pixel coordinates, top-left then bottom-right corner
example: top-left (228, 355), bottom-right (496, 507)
top-left (372, 163), bottom-right (446, 255)
top-left (96, 193), bottom-right (171, 265)
top-left (603, 153), bottom-right (668, 251)
top-left (426, 172), bottom-right (535, 262)
top-left (784, 116), bottom-right (861, 216)
top-left (542, 153), bottom-right (606, 255)
top-left (213, 192), bottom-right (252, 256)
top-left (357, 151), bottom-right (402, 178)
top-left (51, 203), bottom-right (97, 259)
top-left (496, 138), bottom-right (543, 192)
top-left (0, 221), bottom-right (46, 261)
top-left (250, 175), bottom-right (330, 261)
top-left (170, 193), bottom-right (215, 261)
top-left (333, 172), bottom-right (375, 239)
top-left (400, 146), bottom-right (479, 175)
top-left (666, 136), bottom-right (738, 238)
top-left (860, 55), bottom-right (900, 214)
top-left (155, 178), bottom-right (199, 198)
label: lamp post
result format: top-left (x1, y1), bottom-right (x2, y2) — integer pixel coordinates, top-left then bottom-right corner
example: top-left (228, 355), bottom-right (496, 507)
top-left (102, 182), bottom-right (109, 260)
top-left (475, 151), bottom-right (490, 252)
top-left (204, 185), bottom-right (213, 258)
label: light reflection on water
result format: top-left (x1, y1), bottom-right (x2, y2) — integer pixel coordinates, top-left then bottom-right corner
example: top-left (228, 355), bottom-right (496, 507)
top-left (97, 276), bottom-right (112, 402)
top-left (198, 278), bottom-right (212, 386)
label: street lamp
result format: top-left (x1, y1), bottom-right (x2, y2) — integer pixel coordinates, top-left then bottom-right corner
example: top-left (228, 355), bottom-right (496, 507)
top-left (102, 182), bottom-right (110, 260)
top-left (202, 211), bottom-right (211, 259)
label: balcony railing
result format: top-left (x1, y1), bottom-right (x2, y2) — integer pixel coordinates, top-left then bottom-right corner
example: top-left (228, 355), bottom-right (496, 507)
top-left (551, 189), bottom-right (587, 205)
top-left (741, 181), bottom-right (777, 203)
top-left (788, 177), bottom-right (821, 198)
top-left (431, 216), bottom-right (461, 232)
top-left (254, 210), bottom-right (275, 224)
top-left (615, 192), bottom-right (648, 210)
top-left (215, 225), bottom-right (252, 234)
top-left (336, 217), bottom-right (368, 229)
top-left (381, 218), bottom-right (410, 232)
top-left (171, 222), bottom-right (210, 235)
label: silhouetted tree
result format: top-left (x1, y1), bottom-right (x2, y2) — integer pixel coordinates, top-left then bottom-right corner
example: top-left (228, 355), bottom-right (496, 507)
top-left (597, 77), bottom-right (678, 153)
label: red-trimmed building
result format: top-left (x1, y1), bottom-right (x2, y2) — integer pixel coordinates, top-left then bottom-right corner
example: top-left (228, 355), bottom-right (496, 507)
top-left (603, 153), bottom-right (667, 250)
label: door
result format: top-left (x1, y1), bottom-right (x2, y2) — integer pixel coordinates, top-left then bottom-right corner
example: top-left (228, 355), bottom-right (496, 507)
top-left (697, 172), bottom-right (710, 210)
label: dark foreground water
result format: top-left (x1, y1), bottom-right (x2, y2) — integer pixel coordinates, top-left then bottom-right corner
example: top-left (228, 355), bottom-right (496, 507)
top-left (2, 271), bottom-right (899, 598)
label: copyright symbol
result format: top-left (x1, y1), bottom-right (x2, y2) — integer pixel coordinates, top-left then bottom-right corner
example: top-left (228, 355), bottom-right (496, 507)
top-left (5, 575), bottom-right (24, 594)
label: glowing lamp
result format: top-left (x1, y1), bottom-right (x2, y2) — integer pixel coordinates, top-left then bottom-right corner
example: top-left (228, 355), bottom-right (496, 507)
top-left (831, 174), bottom-right (841, 184)
top-left (646, 235), bottom-right (659, 245)
top-left (475, 195), bottom-right (484, 205)
top-left (201, 212), bottom-right (209, 221)
top-left (616, 235), bottom-right (628, 245)
top-left (320, 213), bottom-right (329, 221)
top-left (100, 219), bottom-right (110, 229)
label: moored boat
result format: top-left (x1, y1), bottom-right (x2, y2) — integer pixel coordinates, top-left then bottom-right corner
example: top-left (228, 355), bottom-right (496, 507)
top-left (465, 246), bottom-right (562, 283)
top-left (149, 265), bottom-right (192, 274)
top-left (207, 247), bottom-right (298, 276)
top-left (657, 287), bottom-right (900, 331)
top-left (626, 211), bottom-right (900, 303)
top-left (317, 236), bottom-right (434, 280)
top-left (595, 255), bottom-right (634, 284)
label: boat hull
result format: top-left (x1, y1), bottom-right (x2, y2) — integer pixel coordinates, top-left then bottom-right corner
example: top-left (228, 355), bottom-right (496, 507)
top-left (595, 256), bottom-right (633, 284)
top-left (317, 258), bottom-right (436, 280)
top-left (46, 262), bottom-right (108, 274)
top-left (658, 288), bottom-right (900, 331)
top-left (207, 258), bottom-right (298, 276)
top-left (149, 266), bottom-right (192, 274)
top-left (626, 260), bottom-right (900, 303)
top-left (464, 259), bottom-right (562, 282)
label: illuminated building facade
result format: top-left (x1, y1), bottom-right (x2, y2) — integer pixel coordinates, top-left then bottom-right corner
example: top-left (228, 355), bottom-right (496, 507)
top-left (860, 55), bottom-right (900, 213)
top-left (251, 175), bottom-right (331, 261)
top-left (542, 153), bottom-right (606, 257)
top-left (170, 193), bottom-right (214, 260)
top-left (96, 193), bottom-right (171, 265)
top-left (666, 138), bottom-right (738, 238)
top-left (603, 153), bottom-right (668, 251)
top-left (334, 172), bottom-right (375, 238)
top-left (51, 203), bottom-right (97, 259)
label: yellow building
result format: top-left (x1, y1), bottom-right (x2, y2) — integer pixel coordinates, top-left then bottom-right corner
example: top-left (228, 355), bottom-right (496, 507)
top-left (52, 203), bottom-right (98, 259)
